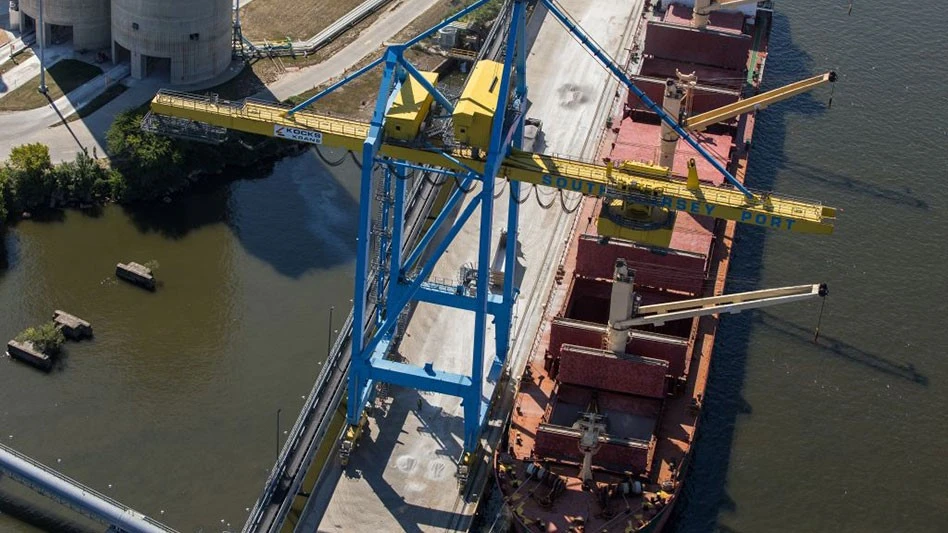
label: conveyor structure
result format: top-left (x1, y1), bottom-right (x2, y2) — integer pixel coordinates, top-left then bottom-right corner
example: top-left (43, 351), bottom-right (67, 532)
top-left (146, 0), bottom-right (838, 459)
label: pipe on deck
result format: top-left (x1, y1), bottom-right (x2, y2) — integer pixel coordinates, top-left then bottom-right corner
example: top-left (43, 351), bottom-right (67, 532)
top-left (0, 443), bottom-right (175, 533)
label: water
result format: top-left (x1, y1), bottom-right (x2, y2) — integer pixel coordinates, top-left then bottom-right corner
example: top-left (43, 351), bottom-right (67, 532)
top-left (0, 150), bottom-right (360, 532)
top-left (672, 1), bottom-right (948, 532)
top-left (2, 2), bottom-right (947, 532)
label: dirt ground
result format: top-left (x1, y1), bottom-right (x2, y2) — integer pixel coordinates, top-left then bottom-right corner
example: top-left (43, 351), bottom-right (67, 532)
top-left (285, 0), bottom-right (477, 119)
top-left (239, 0), bottom-right (366, 42)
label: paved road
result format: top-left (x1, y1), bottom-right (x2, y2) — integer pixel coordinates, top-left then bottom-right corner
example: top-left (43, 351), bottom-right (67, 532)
top-left (265, 0), bottom-right (441, 101)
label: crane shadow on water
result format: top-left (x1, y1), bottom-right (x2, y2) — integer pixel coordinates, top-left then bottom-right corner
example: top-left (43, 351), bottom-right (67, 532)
top-left (124, 148), bottom-right (360, 278)
top-left (777, 158), bottom-right (928, 210)
top-left (753, 310), bottom-right (927, 386)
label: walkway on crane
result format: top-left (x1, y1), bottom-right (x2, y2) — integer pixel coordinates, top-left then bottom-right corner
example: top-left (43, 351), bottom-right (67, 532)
top-left (149, 90), bottom-right (836, 234)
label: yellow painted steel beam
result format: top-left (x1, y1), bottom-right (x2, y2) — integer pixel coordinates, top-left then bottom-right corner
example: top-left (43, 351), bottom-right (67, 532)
top-left (149, 91), bottom-right (836, 234)
top-left (685, 72), bottom-right (836, 132)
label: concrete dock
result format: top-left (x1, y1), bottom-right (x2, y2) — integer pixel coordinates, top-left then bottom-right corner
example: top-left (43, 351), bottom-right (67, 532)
top-left (52, 310), bottom-right (93, 340)
top-left (297, 1), bottom-right (646, 531)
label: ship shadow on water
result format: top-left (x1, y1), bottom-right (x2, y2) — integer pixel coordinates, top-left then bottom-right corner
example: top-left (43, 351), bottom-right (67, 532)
top-left (668, 11), bottom-right (834, 533)
top-left (123, 149), bottom-right (359, 278)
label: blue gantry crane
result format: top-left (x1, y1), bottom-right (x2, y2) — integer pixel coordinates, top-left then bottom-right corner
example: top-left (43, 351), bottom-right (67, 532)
top-left (147, 0), bottom-right (836, 465)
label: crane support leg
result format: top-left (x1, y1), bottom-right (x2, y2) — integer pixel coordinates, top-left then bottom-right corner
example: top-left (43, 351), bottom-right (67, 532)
top-left (493, 6), bottom-right (529, 381)
top-left (348, 48), bottom-right (399, 425)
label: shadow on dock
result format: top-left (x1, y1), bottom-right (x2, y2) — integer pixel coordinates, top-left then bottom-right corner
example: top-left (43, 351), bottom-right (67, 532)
top-left (323, 385), bottom-right (470, 533)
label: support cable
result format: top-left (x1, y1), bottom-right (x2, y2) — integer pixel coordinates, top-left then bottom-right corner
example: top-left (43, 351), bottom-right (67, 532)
top-left (423, 169), bottom-right (450, 187)
top-left (514, 184), bottom-right (534, 205)
top-left (455, 174), bottom-right (478, 193)
top-left (534, 185), bottom-right (556, 209)
top-left (314, 144), bottom-right (348, 167)
top-left (559, 190), bottom-right (583, 213)
top-left (493, 178), bottom-right (508, 198)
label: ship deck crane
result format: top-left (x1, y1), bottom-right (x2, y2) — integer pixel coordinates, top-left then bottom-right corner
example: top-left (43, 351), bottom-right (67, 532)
top-left (692, 0), bottom-right (764, 29)
top-left (684, 72), bottom-right (837, 132)
top-left (145, 0), bottom-right (838, 457)
top-left (607, 258), bottom-right (827, 352)
top-left (657, 70), bottom-right (836, 170)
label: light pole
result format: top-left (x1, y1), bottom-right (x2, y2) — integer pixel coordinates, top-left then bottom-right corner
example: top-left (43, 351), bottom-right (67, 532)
top-left (327, 306), bottom-right (335, 357)
top-left (275, 408), bottom-right (281, 463)
top-left (37, 0), bottom-right (47, 94)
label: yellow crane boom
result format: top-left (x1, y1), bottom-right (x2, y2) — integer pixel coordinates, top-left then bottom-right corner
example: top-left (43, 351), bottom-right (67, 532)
top-left (684, 72), bottom-right (837, 132)
top-left (148, 90), bottom-right (836, 234)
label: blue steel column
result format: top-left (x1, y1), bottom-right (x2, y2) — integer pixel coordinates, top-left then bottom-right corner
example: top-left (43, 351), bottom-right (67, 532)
top-left (464, 0), bottom-right (527, 450)
top-left (376, 164), bottom-right (394, 326)
top-left (388, 165), bottom-right (407, 313)
top-left (348, 48), bottom-right (399, 424)
top-left (493, 0), bottom-right (529, 379)
top-left (465, 176), bottom-right (494, 450)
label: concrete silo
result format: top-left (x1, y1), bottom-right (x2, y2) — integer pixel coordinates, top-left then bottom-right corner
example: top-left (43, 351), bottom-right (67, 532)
top-left (111, 0), bottom-right (232, 85)
top-left (17, 0), bottom-right (112, 51)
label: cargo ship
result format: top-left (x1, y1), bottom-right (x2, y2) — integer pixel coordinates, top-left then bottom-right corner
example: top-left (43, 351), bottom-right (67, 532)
top-left (494, 1), bottom-right (778, 530)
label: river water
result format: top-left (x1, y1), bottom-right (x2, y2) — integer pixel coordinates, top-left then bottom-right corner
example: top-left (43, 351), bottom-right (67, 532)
top-left (1, 1), bottom-right (947, 532)
top-left (0, 150), bottom-right (362, 532)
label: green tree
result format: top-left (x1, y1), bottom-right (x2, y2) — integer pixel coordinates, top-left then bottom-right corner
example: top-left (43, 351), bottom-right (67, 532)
top-left (52, 152), bottom-right (108, 202)
top-left (16, 322), bottom-right (65, 355)
top-left (463, 0), bottom-right (504, 29)
top-left (0, 167), bottom-right (8, 221)
top-left (5, 143), bottom-right (54, 210)
top-left (106, 110), bottom-right (185, 201)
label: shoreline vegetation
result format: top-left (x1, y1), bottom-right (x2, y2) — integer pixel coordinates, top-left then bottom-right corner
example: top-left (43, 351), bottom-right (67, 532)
top-left (0, 0), bottom-right (505, 227)
top-left (0, 108), bottom-right (299, 225)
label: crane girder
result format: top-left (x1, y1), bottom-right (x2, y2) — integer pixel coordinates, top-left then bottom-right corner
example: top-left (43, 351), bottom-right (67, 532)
top-left (149, 90), bottom-right (836, 234)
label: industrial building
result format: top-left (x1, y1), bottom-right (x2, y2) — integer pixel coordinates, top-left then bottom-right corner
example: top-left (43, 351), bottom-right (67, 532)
top-left (8, 0), bottom-right (232, 84)
top-left (16, 0), bottom-right (111, 50)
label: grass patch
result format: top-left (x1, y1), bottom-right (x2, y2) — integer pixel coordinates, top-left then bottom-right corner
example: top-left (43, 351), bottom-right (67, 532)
top-left (61, 83), bottom-right (128, 124)
top-left (286, 66), bottom-right (384, 120)
top-left (248, 6), bottom-right (388, 85)
top-left (0, 49), bottom-right (33, 77)
top-left (0, 59), bottom-right (102, 112)
top-left (239, 0), bottom-right (365, 42)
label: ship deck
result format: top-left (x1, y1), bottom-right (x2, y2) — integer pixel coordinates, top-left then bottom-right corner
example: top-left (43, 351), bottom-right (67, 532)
top-left (496, 2), bottom-right (768, 530)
